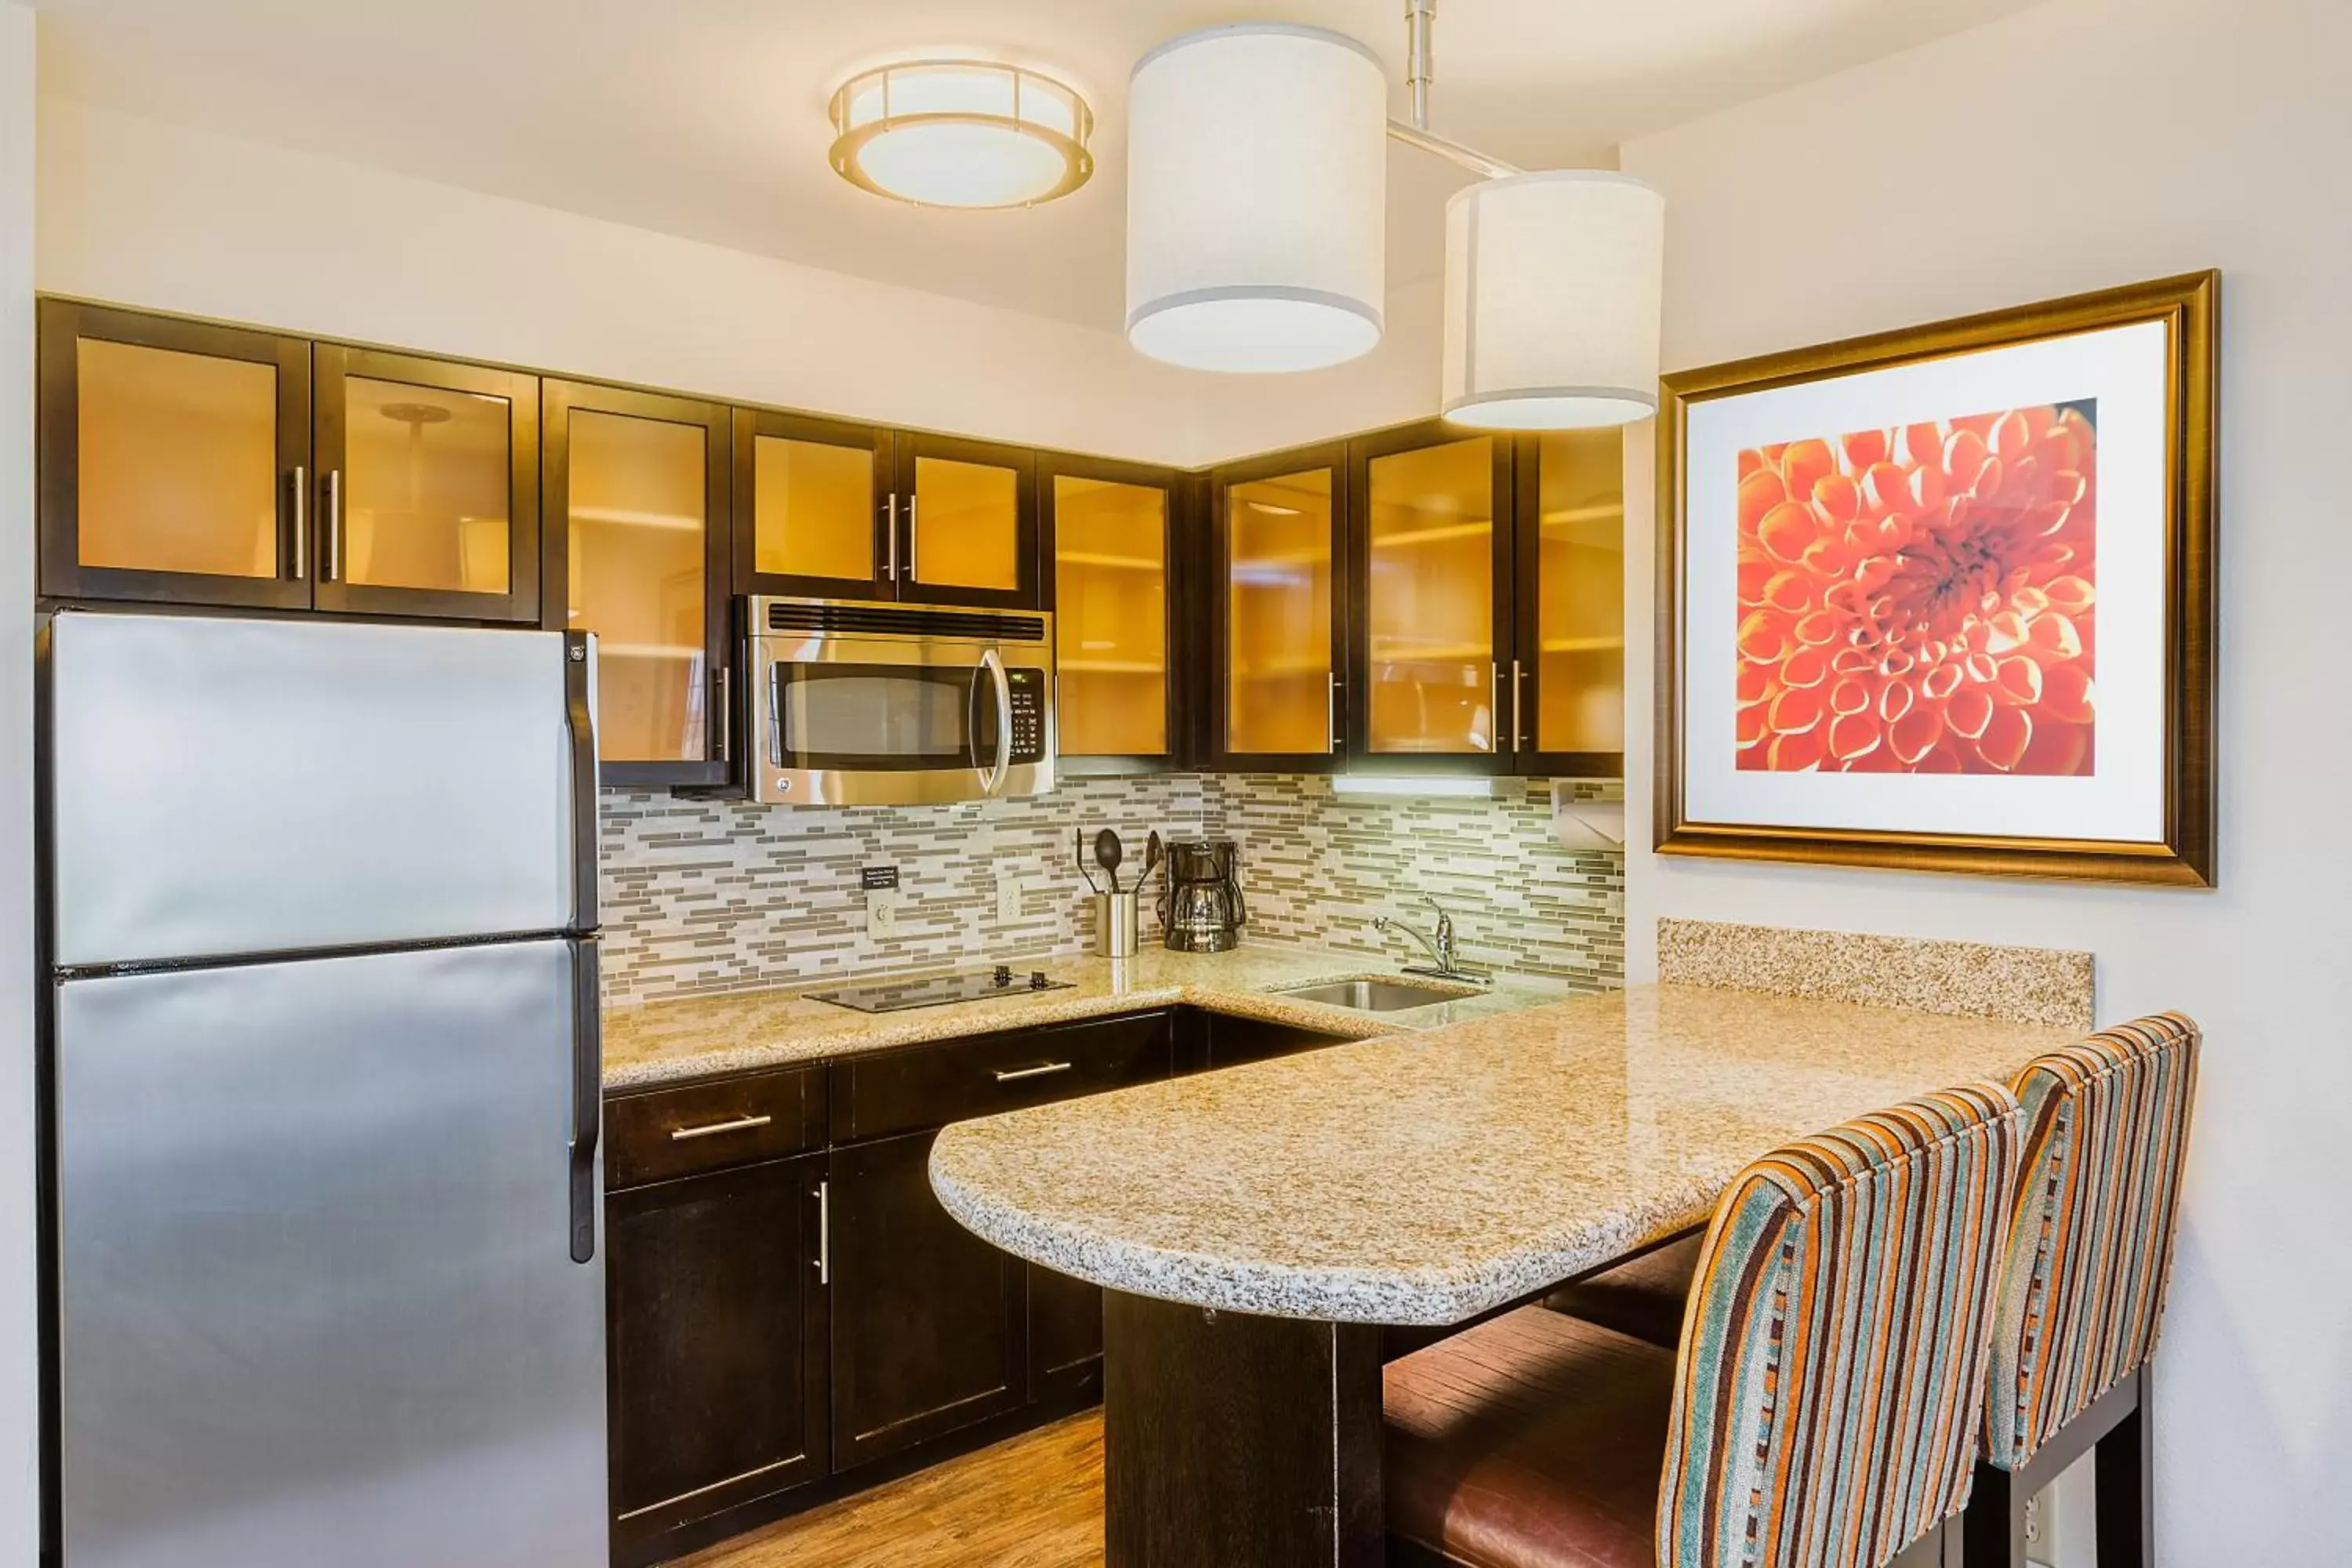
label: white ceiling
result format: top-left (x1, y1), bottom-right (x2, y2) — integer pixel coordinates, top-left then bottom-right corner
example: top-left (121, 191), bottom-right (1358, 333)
top-left (34, 0), bottom-right (2046, 332)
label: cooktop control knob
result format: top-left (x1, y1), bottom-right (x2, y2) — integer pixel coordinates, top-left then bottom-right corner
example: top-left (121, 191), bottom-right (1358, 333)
top-left (993, 965), bottom-right (1013, 988)
top-left (1029, 971), bottom-right (1049, 990)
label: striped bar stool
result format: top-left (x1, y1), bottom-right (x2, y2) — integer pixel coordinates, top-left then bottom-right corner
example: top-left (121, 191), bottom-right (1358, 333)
top-left (1963, 1014), bottom-right (2201, 1568)
top-left (1385, 1085), bottom-right (2022, 1568)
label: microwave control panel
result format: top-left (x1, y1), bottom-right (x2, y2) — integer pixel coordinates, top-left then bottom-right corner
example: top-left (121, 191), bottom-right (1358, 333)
top-left (1006, 667), bottom-right (1047, 764)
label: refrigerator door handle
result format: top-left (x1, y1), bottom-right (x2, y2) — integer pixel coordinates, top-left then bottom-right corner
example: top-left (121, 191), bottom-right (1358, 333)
top-left (569, 935), bottom-right (602, 1265)
top-left (563, 632), bottom-right (599, 930)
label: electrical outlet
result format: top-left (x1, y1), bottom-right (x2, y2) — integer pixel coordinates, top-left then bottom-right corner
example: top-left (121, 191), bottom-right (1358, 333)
top-left (866, 887), bottom-right (899, 936)
top-left (996, 873), bottom-right (1025, 924)
top-left (2024, 1494), bottom-right (2042, 1545)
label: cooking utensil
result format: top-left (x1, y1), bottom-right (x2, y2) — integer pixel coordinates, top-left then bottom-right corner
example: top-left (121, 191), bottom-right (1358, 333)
top-left (1076, 829), bottom-right (1105, 895)
top-left (1142, 829), bottom-right (1163, 889)
top-left (1094, 829), bottom-right (1124, 896)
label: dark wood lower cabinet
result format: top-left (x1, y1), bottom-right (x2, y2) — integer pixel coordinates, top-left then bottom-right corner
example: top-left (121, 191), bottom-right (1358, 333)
top-left (606, 1152), bottom-right (829, 1561)
top-left (605, 1005), bottom-right (1356, 1562)
top-left (828, 1128), bottom-right (1027, 1472)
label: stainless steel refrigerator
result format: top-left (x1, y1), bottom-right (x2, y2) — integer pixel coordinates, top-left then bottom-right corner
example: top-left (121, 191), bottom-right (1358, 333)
top-left (42, 610), bottom-right (608, 1568)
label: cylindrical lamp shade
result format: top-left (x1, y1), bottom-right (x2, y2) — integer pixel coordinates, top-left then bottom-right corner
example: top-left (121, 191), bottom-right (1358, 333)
top-left (1442, 171), bottom-right (1665, 429)
top-left (1126, 24), bottom-right (1388, 373)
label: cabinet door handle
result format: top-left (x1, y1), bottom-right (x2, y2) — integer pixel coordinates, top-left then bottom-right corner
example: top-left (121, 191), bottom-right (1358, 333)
top-left (992, 1061), bottom-right (1073, 1083)
top-left (668, 1113), bottom-right (772, 1142)
top-left (1328, 673), bottom-right (1342, 751)
top-left (905, 493), bottom-right (919, 582)
top-left (814, 1180), bottom-right (831, 1285)
top-left (884, 493), bottom-right (900, 581)
top-left (287, 464), bottom-right (307, 579)
top-left (324, 469), bottom-right (344, 582)
top-left (713, 666), bottom-right (731, 763)
top-left (1490, 662), bottom-right (1503, 753)
top-left (1512, 659), bottom-right (1526, 751)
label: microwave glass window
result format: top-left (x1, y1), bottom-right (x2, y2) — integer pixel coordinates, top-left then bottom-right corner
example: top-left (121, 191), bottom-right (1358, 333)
top-left (777, 667), bottom-right (972, 765)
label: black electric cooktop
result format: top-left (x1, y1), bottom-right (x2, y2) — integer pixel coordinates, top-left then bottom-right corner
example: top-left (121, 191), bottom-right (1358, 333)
top-left (809, 964), bottom-right (1073, 1014)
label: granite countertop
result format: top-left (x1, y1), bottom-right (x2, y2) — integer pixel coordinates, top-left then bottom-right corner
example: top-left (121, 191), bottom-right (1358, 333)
top-left (600, 944), bottom-right (1582, 1091)
top-left (927, 984), bottom-right (2083, 1327)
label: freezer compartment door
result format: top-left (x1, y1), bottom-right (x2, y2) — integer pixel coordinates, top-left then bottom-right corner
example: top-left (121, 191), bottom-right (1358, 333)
top-left (49, 611), bottom-right (593, 967)
top-left (56, 941), bottom-right (607, 1568)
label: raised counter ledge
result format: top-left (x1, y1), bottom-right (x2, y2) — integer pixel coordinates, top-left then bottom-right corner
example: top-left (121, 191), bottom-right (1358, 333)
top-left (927, 984), bottom-right (2083, 1327)
top-left (599, 945), bottom-right (1580, 1091)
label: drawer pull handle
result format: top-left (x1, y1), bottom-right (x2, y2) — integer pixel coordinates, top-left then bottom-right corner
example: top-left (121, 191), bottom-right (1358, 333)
top-left (992, 1062), bottom-right (1074, 1083)
top-left (669, 1114), bottom-right (774, 1142)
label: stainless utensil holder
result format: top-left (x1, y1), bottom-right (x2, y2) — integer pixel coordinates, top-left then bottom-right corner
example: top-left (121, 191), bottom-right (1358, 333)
top-left (1094, 891), bottom-right (1140, 958)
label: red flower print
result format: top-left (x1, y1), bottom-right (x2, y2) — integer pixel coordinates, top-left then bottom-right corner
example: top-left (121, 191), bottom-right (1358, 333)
top-left (1736, 403), bottom-right (2096, 775)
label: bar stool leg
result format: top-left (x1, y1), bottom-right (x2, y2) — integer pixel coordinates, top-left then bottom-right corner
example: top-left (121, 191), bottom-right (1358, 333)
top-left (2094, 1367), bottom-right (2154, 1568)
top-left (1962, 1461), bottom-right (2028, 1568)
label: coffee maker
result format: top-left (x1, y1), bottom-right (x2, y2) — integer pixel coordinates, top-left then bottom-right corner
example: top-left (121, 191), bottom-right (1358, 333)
top-left (1158, 838), bottom-right (1246, 953)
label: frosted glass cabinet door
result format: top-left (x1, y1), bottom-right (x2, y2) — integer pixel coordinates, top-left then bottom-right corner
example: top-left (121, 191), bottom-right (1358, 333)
top-left (1048, 459), bottom-right (1176, 766)
top-left (38, 300), bottom-right (314, 610)
top-left (1356, 432), bottom-right (1510, 764)
top-left (546, 379), bottom-right (733, 789)
top-left (896, 432), bottom-right (1040, 610)
top-left (732, 408), bottom-right (895, 600)
top-left (314, 345), bottom-right (539, 622)
top-left (1518, 427), bottom-right (1627, 771)
top-left (1217, 451), bottom-right (1344, 768)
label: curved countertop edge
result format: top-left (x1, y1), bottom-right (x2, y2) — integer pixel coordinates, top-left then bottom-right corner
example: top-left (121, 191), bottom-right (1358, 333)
top-left (600, 947), bottom-right (1584, 1091)
top-left (930, 1148), bottom-right (1721, 1327)
top-left (923, 985), bottom-right (2082, 1327)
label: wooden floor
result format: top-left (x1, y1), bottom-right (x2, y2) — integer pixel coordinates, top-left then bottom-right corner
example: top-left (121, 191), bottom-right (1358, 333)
top-left (676, 1413), bottom-right (1106, 1568)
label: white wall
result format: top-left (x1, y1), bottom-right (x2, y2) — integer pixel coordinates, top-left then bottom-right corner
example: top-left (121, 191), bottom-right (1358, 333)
top-left (1620, 0), bottom-right (2352, 1559)
top-left (0, 9), bottom-right (35, 1564)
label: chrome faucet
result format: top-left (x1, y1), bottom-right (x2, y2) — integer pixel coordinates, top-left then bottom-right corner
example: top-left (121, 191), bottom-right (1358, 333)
top-left (1374, 895), bottom-right (1483, 983)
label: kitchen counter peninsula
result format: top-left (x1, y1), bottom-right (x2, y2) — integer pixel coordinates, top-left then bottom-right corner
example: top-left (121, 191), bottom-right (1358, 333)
top-left (927, 982), bottom-right (2084, 1568)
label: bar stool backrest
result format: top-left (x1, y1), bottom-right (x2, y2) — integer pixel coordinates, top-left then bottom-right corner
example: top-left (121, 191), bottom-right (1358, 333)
top-left (1983, 1012), bottom-right (2201, 1472)
top-left (1659, 1084), bottom-right (2021, 1568)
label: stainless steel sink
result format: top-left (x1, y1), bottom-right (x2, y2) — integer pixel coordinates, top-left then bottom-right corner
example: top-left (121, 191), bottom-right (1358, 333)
top-left (1272, 975), bottom-right (1486, 1012)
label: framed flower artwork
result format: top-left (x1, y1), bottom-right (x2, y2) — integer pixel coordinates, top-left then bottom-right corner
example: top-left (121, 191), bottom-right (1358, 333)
top-left (1654, 272), bottom-right (2216, 885)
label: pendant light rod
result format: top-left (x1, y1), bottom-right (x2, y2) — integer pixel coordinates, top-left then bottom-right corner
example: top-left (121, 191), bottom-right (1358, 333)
top-left (1384, 0), bottom-right (1523, 179)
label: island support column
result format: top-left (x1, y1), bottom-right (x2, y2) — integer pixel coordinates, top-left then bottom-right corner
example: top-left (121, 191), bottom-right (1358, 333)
top-left (1102, 1290), bottom-right (1386, 1567)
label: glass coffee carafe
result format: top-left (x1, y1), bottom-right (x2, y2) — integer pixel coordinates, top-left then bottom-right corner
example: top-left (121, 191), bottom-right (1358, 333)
top-left (1159, 838), bottom-right (1247, 953)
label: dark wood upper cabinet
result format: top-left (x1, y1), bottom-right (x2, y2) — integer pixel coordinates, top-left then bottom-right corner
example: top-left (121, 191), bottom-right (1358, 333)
top-left (1512, 427), bottom-right (1628, 777)
top-left (1345, 422), bottom-right (1519, 777)
top-left (606, 1152), bottom-right (830, 1560)
top-left (1204, 442), bottom-right (1349, 774)
top-left (1044, 452), bottom-right (1189, 775)
top-left (826, 1129), bottom-right (1026, 1472)
top-left (731, 408), bottom-right (897, 602)
top-left (543, 379), bottom-right (735, 790)
top-left (38, 299), bottom-right (314, 611)
top-left (894, 432), bottom-right (1040, 611)
top-left (312, 345), bottom-right (539, 624)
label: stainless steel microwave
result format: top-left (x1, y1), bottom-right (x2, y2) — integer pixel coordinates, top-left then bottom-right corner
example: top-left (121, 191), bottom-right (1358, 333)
top-left (746, 595), bottom-right (1054, 806)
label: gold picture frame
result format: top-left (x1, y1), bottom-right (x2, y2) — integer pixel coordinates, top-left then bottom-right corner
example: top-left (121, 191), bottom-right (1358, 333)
top-left (1654, 271), bottom-right (2217, 886)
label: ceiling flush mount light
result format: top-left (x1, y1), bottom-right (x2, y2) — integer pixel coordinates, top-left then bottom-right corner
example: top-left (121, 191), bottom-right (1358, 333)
top-left (1125, 24), bottom-right (1389, 373)
top-left (1443, 172), bottom-right (1664, 430)
top-left (829, 58), bottom-right (1093, 209)
top-left (1124, 1), bottom-right (1663, 427)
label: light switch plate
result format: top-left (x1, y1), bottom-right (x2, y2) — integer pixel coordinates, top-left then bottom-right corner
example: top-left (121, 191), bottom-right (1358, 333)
top-left (866, 887), bottom-right (899, 936)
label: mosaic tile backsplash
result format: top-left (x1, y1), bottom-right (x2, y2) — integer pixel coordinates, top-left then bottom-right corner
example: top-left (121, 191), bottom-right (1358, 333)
top-left (600, 776), bottom-right (1625, 1006)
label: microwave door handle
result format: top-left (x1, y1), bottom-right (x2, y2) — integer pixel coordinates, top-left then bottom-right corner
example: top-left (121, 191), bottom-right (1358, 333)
top-left (978, 647), bottom-right (1013, 797)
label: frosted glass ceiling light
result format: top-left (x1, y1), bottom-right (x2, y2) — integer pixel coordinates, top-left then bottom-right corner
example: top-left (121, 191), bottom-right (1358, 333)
top-left (829, 60), bottom-right (1093, 209)
top-left (1442, 171), bottom-right (1666, 430)
top-left (1125, 24), bottom-right (1389, 373)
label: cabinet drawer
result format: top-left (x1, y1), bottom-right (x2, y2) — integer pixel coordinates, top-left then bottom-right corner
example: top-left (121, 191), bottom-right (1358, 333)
top-left (830, 1011), bottom-right (1173, 1144)
top-left (606, 1068), bottom-right (824, 1190)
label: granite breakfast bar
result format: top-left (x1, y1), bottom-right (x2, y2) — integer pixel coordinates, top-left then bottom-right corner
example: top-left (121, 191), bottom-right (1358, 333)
top-left (929, 982), bottom-right (2086, 1568)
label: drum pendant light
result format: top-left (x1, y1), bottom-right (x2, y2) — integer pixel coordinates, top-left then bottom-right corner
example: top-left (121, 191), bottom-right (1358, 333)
top-left (1441, 171), bottom-right (1666, 429)
top-left (1124, 24), bottom-right (1389, 373)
